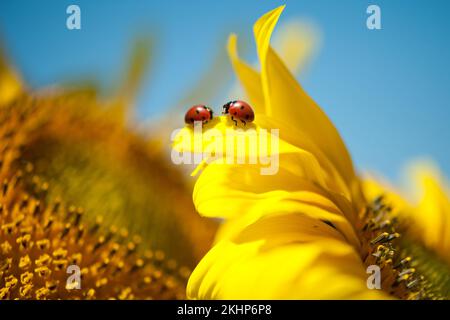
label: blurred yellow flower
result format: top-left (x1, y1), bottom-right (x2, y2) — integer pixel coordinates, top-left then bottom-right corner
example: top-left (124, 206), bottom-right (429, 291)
top-left (272, 19), bottom-right (320, 75)
top-left (173, 6), bottom-right (450, 299)
top-left (0, 41), bottom-right (216, 299)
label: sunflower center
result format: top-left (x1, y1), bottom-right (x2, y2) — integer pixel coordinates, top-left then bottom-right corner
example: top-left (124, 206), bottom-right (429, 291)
top-left (20, 136), bottom-right (201, 267)
top-left (358, 196), bottom-right (450, 299)
top-left (0, 166), bottom-right (189, 300)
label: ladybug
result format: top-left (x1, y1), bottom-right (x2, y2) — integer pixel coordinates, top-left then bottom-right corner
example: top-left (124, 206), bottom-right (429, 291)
top-left (184, 104), bottom-right (214, 125)
top-left (222, 100), bottom-right (255, 126)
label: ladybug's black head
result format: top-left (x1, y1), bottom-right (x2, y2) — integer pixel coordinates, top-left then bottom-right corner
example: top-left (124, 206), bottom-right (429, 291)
top-left (205, 106), bottom-right (214, 118)
top-left (222, 101), bottom-right (236, 114)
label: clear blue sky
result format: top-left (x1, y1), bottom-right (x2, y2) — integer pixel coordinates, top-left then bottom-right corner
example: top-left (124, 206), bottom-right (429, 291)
top-left (1, 0), bottom-right (449, 182)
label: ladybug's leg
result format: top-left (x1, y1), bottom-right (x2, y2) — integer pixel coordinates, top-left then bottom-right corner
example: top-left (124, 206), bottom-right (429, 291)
top-left (240, 119), bottom-right (246, 126)
top-left (231, 116), bottom-right (238, 126)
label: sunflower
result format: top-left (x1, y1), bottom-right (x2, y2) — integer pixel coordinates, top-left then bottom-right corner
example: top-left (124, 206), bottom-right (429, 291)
top-left (0, 41), bottom-right (217, 299)
top-left (173, 6), bottom-right (450, 299)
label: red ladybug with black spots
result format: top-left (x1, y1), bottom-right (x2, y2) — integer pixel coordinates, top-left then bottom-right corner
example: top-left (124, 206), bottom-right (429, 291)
top-left (184, 104), bottom-right (214, 125)
top-left (222, 100), bottom-right (255, 126)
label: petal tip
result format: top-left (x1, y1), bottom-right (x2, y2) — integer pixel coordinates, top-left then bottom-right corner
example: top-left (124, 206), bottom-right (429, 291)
top-left (254, 5), bottom-right (286, 33)
top-left (227, 34), bottom-right (238, 59)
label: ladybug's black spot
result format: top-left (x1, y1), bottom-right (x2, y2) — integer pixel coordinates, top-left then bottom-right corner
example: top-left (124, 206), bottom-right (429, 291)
top-left (190, 118), bottom-right (194, 123)
top-left (240, 106), bottom-right (244, 109)
top-left (195, 109), bottom-right (200, 114)
top-left (202, 116), bottom-right (205, 120)
top-left (233, 112), bottom-right (237, 115)
top-left (245, 114), bottom-right (249, 120)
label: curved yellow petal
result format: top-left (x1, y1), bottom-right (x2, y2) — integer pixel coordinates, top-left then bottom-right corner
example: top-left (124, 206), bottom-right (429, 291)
top-left (407, 162), bottom-right (450, 264)
top-left (187, 213), bottom-right (387, 299)
top-left (193, 160), bottom-right (360, 247)
top-left (253, 6), bottom-right (358, 197)
top-left (256, 114), bottom-right (352, 199)
top-left (213, 198), bottom-right (351, 242)
top-left (227, 19), bottom-right (319, 112)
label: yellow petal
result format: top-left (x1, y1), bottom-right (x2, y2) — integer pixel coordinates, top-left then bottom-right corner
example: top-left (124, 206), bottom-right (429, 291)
top-left (256, 114), bottom-right (352, 199)
top-left (187, 213), bottom-right (387, 299)
top-left (407, 162), bottom-right (450, 263)
top-left (253, 6), bottom-right (358, 197)
top-left (193, 160), bottom-right (360, 247)
top-left (227, 19), bottom-right (319, 108)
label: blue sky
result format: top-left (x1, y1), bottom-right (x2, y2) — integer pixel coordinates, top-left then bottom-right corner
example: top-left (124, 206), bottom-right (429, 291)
top-left (1, 0), bottom-right (449, 183)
